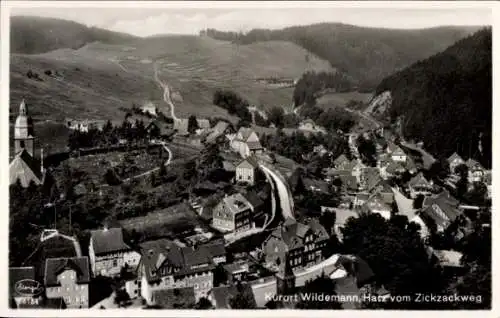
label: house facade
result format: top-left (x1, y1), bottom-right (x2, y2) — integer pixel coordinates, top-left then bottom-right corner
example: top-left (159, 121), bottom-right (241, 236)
top-left (89, 227), bottom-right (141, 277)
top-left (387, 144), bottom-right (407, 163)
top-left (235, 157), bottom-right (259, 185)
top-left (408, 173), bottom-right (433, 198)
top-left (466, 159), bottom-right (485, 183)
top-left (362, 194), bottom-right (392, 220)
top-left (212, 193), bottom-right (254, 233)
top-left (420, 191), bottom-right (463, 233)
top-left (231, 128), bottom-right (263, 158)
top-left (44, 257), bottom-right (90, 308)
top-left (263, 219), bottom-right (329, 273)
top-left (138, 239), bottom-right (215, 304)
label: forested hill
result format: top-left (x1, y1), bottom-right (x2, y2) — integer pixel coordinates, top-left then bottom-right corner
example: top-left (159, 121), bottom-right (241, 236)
top-left (201, 24), bottom-right (481, 89)
top-left (376, 28), bottom-right (492, 168)
top-left (11, 16), bottom-right (138, 54)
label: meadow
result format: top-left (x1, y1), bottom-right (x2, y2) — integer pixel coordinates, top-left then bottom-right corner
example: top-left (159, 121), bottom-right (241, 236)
top-left (10, 36), bottom-right (333, 125)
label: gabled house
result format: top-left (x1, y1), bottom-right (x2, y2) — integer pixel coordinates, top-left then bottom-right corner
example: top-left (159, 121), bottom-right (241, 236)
top-left (89, 227), bottom-right (141, 277)
top-left (235, 156), bottom-right (260, 185)
top-left (212, 193), bottom-right (254, 233)
top-left (420, 191), bottom-right (464, 233)
top-left (338, 174), bottom-right (358, 193)
top-left (465, 158), bottom-right (485, 183)
top-left (263, 219), bottom-right (329, 273)
top-left (231, 127), bottom-right (263, 158)
top-left (447, 152), bottom-right (465, 175)
top-left (362, 194), bottom-right (392, 220)
top-left (205, 121), bottom-right (232, 144)
top-left (360, 167), bottom-right (381, 192)
top-left (408, 172), bottom-right (433, 198)
top-left (138, 239), bottom-right (215, 304)
top-left (387, 143), bottom-right (407, 163)
top-left (382, 160), bottom-right (406, 179)
top-left (44, 257), bottom-right (90, 308)
top-left (371, 181), bottom-right (395, 206)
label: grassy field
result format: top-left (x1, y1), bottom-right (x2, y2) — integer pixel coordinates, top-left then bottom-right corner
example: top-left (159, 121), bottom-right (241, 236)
top-left (10, 36), bottom-right (332, 125)
top-left (315, 91), bottom-right (373, 110)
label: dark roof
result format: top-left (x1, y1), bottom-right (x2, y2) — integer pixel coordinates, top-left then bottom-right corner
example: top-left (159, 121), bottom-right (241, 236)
top-left (247, 141), bottom-right (263, 150)
top-left (44, 257), bottom-right (90, 287)
top-left (244, 191), bottom-right (265, 210)
top-left (9, 267), bottom-right (36, 298)
top-left (91, 228), bottom-right (131, 256)
top-left (385, 161), bottom-right (405, 174)
top-left (237, 156), bottom-right (259, 169)
top-left (140, 239), bottom-right (216, 283)
top-left (9, 149), bottom-right (43, 187)
top-left (151, 287), bottom-right (196, 309)
top-left (271, 219), bottom-right (329, 251)
top-left (408, 172), bottom-right (432, 188)
top-left (447, 152), bottom-right (464, 163)
top-left (336, 255), bottom-right (375, 287)
top-left (421, 191), bottom-right (462, 228)
top-left (210, 283), bottom-right (256, 309)
top-left (339, 175), bottom-right (358, 191)
top-left (200, 242), bottom-right (226, 258)
top-left (303, 178), bottom-right (330, 194)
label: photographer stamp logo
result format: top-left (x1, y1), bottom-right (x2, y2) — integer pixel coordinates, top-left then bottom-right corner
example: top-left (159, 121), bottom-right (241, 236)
top-left (14, 279), bottom-right (44, 297)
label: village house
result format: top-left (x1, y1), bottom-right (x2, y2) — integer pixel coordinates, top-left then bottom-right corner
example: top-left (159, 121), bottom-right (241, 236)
top-left (381, 160), bottom-right (406, 179)
top-left (235, 156), bottom-right (259, 185)
top-left (140, 101), bottom-right (157, 117)
top-left (408, 172), bottom-right (434, 198)
top-left (44, 257), bottom-right (90, 309)
top-left (334, 154), bottom-right (352, 170)
top-left (263, 219), bottom-right (329, 273)
top-left (387, 143), bottom-right (407, 163)
top-left (420, 191), bottom-right (464, 233)
top-left (205, 121), bottom-right (232, 144)
top-left (209, 283), bottom-right (257, 309)
top-left (298, 119), bottom-right (327, 135)
top-left (465, 158), bottom-right (485, 183)
top-left (360, 167), bottom-right (382, 192)
top-left (353, 193), bottom-right (370, 208)
top-left (371, 181), bottom-right (395, 206)
top-left (223, 262), bottom-right (250, 284)
top-left (173, 118), bottom-right (189, 136)
top-left (230, 127), bottom-right (263, 158)
top-left (361, 194), bottom-right (392, 220)
top-left (88, 227), bottom-right (141, 277)
top-left (138, 239), bottom-right (216, 304)
top-left (447, 152), bottom-right (465, 175)
top-left (211, 193), bottom-right (254, 233)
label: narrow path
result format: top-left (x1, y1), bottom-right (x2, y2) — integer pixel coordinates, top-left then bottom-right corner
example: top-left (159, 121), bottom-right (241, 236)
top-left (122, 141), bottom-right (173, 182)
top-left (153, 61), bottom-right (179, 122)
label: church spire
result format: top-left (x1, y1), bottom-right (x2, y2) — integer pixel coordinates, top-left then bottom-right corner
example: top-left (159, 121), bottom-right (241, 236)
top-left (19, 99), bottom-right (27, 116)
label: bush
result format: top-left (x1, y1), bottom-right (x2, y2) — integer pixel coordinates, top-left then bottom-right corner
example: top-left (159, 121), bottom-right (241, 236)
top-left (44, 70), bottom-right (52, 76)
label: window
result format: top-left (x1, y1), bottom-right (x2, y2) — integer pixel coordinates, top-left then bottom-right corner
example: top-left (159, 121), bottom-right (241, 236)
top-left (75, 297), bottom-right (79, 303)
top-left (57, 287), bottom-right (61, 293)
top-left (75, 285), bottom-right (79, 291)
top-left (113, 259), bottom-right (118, 267)
top-left (66, 287), bottom-right (70, 292)
top-left (247, 175), bottom-right (251, 180)
top-left (194, 283), bottom-right (199, 289)
top-left (66, 297), bottom-right (71, 304)
top-left (81, 297), bottom-right (86, 303)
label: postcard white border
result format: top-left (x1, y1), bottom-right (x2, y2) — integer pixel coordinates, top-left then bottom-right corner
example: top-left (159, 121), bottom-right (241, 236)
top-left (1, 1), bottom-right (498, 317)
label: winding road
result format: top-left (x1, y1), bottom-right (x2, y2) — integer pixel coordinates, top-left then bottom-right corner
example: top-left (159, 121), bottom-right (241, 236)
top-left (258, 160), bottom-right (295, 221)
top-left (154, 61), bottom-right (179, 122)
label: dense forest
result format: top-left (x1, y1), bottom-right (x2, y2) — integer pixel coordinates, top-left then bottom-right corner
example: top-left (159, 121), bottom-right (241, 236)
top-left (293, 71), bottom-right (353, 107)
top-left (202, 24), bottom-right (479, 89)
top-left (376, 28), bottom-right (492, 168)
top-left (11, 16), bottom-right (138, 54)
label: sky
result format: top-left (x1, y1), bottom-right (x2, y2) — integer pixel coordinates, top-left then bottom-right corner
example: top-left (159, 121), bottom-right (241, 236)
top-left (10, 5), bottom-right (492, 37)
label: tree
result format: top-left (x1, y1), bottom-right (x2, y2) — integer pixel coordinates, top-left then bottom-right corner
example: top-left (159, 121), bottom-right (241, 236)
top-left (295, 274), bottom-right (342, 309)
top-left (114, 289), bottom-right (131, 307)
top-left (413, 194), bottom-right (425, 209)
top-left (319, 211), bottom-right (336, 236)
top-left (188, 115), bottom-right (199, 134)
top-left (104, 168), bottom-right (121, 186)
top-left (194, 297), bottom-right (213, 309)
top-left (267, 106), bottom-right (285, 128)
top-left (464, 182), bottom-right (487, 206)
top-left (356, 135), bottom-right (377, 166)
top-left (229, 283), bottom-right (256, 309)
top-left (341, 213), bottom-right (446, 308)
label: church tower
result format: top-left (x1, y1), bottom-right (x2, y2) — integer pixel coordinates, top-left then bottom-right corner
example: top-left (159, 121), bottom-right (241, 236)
top-left (14, 99), bottom-right (35, 157)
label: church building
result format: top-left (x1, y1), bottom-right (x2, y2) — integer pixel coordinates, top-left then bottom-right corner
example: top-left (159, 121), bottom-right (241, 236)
top-left (9, 99), bottom-right (45, 187)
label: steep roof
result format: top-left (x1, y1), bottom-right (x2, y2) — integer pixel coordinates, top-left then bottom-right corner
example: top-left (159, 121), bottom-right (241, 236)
top-left (9, 150), bottom-right (43, 187)
top-left (385, 160), bottom-right (405, 174)
top-left (244, 191), bottom-right (265, 210)
top-left (140, 239), bottom-right (217, 283)
top-left (196, 119), bottom-right (211, 130)
top-left (237, 127), bottom-right (255, 141)
top-left (408, 172), bottom-right (432, 188)
top-left (236, 157), bottom-right (258, 169)
top-left (339, 175), bottom-right (358, 191)
top-left (421, 192), bottom-right (462, 229)
top-left (447, 152), bottom-right (464, 163)
top-left (272, 219), bottom-right (329, 251)
top-left (90, 228), bottom-right (131, 256)
top-left (44, 257), bottom-right (90, 287)
top-left (334, 154), bottom-right (350, 168)
top-left (223, 193), bottom-right (253, 215)
top-left (247, 140), bottom-right (263, 150)
top-left (465, 158), bottom-right (484, 171)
